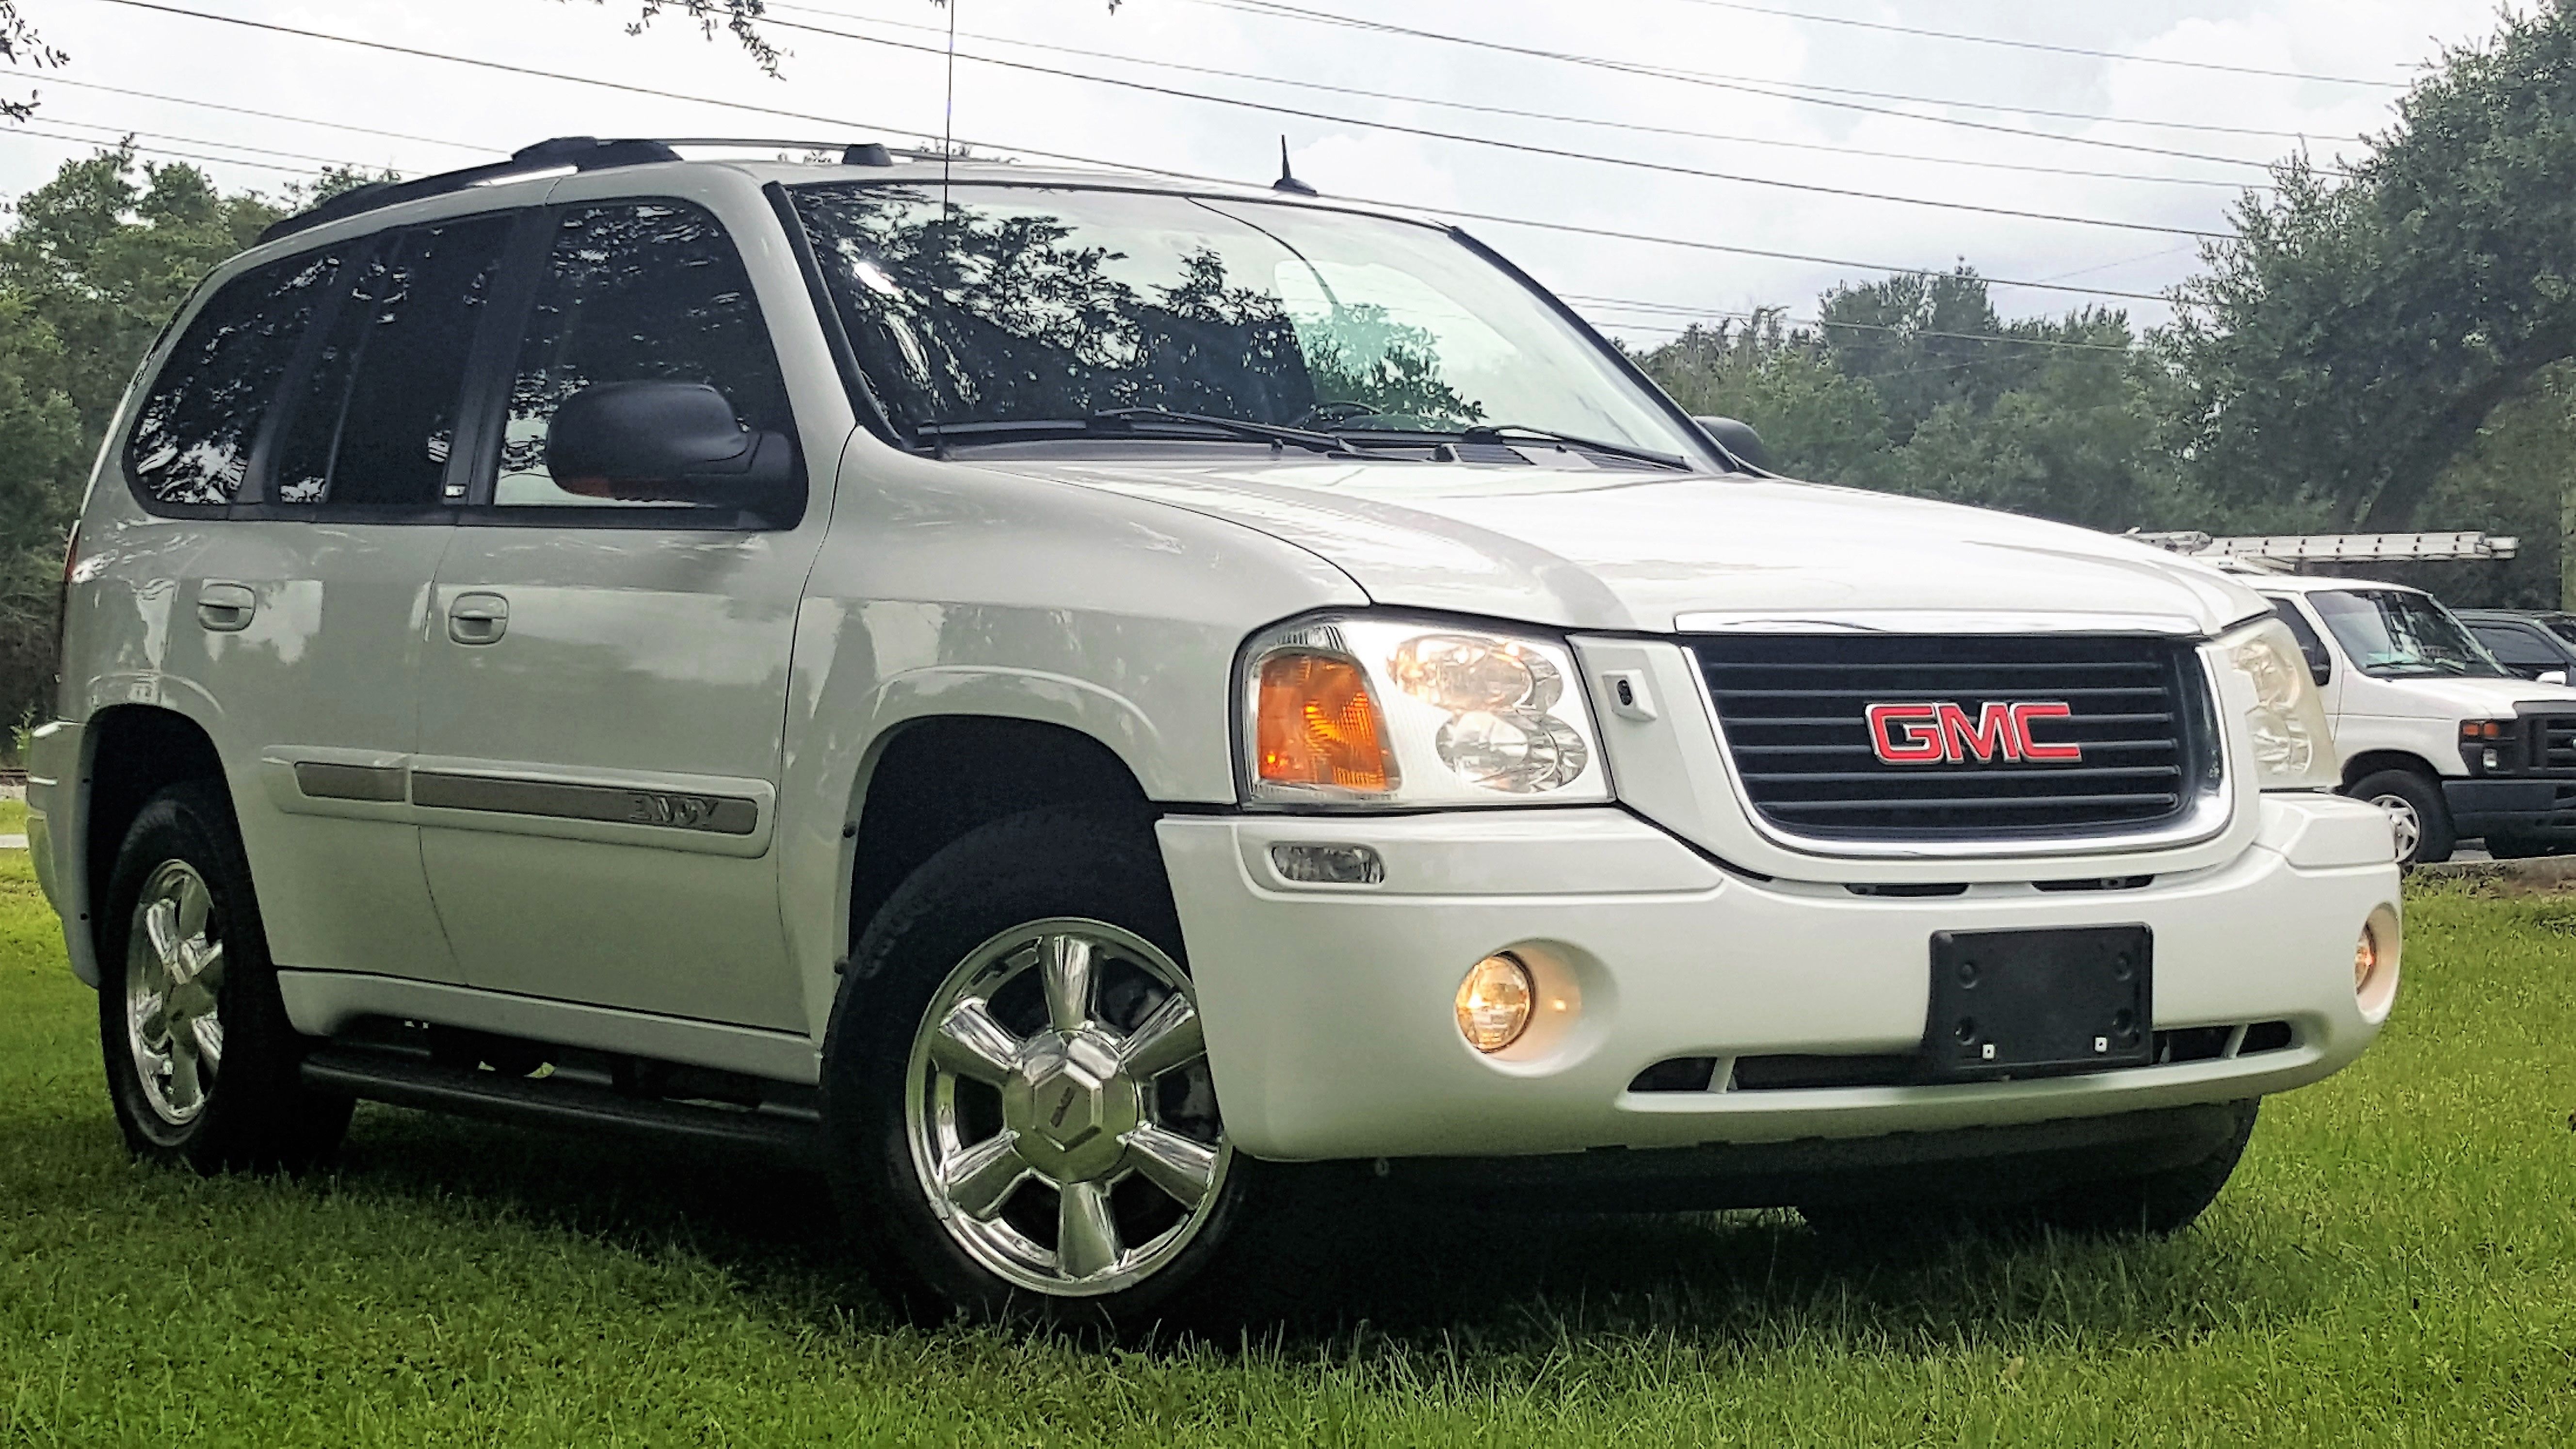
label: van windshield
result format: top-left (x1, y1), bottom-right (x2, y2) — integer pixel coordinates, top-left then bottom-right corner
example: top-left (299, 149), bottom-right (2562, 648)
top-left (2308, 589), bottom-right (2508, 679)
top-left (787, 182), bottom-right (1709, 466)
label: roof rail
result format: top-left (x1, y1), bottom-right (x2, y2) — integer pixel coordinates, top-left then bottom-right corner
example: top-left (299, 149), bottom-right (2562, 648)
top-left (256, 135), bottom-right (904, 245)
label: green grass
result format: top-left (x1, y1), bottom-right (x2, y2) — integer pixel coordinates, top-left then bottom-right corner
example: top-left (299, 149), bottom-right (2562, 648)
top-left (0, 798), bottom-right (26, 836)
top-left (2, 856), bottom-right (2572, 1447)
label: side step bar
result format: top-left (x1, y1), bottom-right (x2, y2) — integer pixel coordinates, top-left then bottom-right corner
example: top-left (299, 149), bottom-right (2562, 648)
top-left (301, 1046), bottom-right (823, 1162)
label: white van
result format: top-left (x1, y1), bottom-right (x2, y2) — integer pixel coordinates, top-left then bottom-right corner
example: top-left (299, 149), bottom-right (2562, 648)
top-left (2257, 575), bottom-right (2576, 862)
top-left (29, 137), bottom-right (2400, 1322)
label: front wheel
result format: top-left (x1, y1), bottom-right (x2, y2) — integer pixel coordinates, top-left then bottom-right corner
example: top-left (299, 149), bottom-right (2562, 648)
top-left (2347, 768), bottom-right (2453, 866)
top-left (823, 806), bottom-right (1249, 1325)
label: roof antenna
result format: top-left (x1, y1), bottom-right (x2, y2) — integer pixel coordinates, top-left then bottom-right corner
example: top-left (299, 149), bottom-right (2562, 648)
top-left (1272, 135), bottom-right (1317, 196)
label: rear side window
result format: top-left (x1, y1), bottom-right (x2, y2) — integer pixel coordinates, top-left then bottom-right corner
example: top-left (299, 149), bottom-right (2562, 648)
top-left (272, 214), bottom-right (516, 508)
top-left (493, 201), bottom-right (793, 507)
top-left (127, 249), bottom-right (340, 505)
top-left (2472, 623), bottom-right (2561, 669)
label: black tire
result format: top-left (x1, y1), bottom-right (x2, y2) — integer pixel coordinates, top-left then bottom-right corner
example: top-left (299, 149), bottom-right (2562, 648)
top-left (821, 805), bottom-right (1256, 1328)
top-left (2346, 768), bottom-right (2453, 866)
top-left (1802, 1100), bottom-right (2258, 1243)
top-left (97, 780), bottom-right (353, 1174)
top-left (2480, 832), bottom-right (2572, 860)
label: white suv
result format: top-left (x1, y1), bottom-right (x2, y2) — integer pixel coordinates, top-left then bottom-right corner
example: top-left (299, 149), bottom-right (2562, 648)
top-left (30, 138), bottom-right (2401, 1322)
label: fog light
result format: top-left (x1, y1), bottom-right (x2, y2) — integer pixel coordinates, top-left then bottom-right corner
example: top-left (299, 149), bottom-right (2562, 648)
top-left (2354, 927), bottom-right (2377, 994)
top-left (1456, 953), bottom-right (1534, 1053)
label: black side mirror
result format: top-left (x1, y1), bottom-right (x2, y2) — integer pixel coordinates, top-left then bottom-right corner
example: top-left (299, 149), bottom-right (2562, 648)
top-left (546, 380), bottom-right (797, 507)
top-left (1692, 415), bottom-right (1768, 471)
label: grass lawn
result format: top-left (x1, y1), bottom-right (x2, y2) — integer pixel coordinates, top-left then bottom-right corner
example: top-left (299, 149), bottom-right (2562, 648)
top-left (1, 853), bottom-right (2571, 1447)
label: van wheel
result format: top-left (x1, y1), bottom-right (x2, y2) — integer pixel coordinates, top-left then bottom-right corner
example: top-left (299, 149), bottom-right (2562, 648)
top-left (823, 806), bottom-right (1249, 1326)
top-left (2348, 768), bottom-right (2452, 865)
top-left (98, 781), bottom-right (353, 1173)
top-left (1803, 1101), bottom-right (2258, 1243)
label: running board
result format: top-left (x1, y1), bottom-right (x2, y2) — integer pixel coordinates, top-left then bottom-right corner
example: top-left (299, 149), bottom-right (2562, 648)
top-left (301, 1046), bottom-right (824, 1162)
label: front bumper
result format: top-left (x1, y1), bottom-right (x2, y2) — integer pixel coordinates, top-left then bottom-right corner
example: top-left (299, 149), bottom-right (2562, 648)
top-left (2440, 776), bottom-right (2576, 839)
top-left (1159, 794), bottom-right (2398, 1162)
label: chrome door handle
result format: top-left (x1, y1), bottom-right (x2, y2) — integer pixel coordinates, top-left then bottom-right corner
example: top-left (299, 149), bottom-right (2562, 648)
top-left (195, 582), bottom-right (256, 632)
top-left (447, 592), bottom-right (509, 645)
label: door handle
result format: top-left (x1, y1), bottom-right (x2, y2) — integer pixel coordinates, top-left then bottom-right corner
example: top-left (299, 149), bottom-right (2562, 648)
top-left (447, 592), bottom-right (510, 645)
top-left (195, 582), bottom-right (257, 632)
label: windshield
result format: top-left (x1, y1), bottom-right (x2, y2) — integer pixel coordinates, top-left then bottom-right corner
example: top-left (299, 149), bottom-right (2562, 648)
top-left (788, 182), bottom-right (1708, 462)
top-left (2308, 589), bottom-right (2509, 679)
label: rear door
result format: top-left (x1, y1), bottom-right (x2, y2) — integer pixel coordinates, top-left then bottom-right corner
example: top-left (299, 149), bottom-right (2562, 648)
top-left (412, 194), bottom-right (830, 1030)
top-left (146, 212), bottom-right (520, 982)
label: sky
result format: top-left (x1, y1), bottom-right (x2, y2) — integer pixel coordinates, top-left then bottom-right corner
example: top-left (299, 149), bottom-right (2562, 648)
top-left (0, 0), bottom-right (2532, 338)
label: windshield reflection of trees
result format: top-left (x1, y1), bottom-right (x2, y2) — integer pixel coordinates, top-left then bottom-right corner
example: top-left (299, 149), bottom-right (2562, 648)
top-left (791, 186), bottom-right (1482, 438)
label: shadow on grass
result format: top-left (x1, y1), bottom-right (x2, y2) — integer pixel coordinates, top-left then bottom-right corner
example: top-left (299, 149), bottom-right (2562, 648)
top-left (315, 1103), bottom-right (2323, 1364)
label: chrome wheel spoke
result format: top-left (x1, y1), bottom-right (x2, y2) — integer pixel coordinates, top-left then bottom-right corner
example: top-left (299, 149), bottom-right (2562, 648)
top-left (940, 1132), bottom-right (1030, 1222)
top-left (172, 870), bottom-right (214, 946)
top-left (142, 899), bottom-right (183, 976)
top-left (192, 1014), bottom-right (225, 1073)
top-left (1040, 934), bottom-right (1096, 1032)
top-left (930, 998), bottom-right (1023, 1085)
top-left (1118, 993), bottom-right (1203, 1079)
top-left (164, 1026), bottom-right (204, 1114)
top-left (1124, 1123), bottom-right (1218, 1208)
top-left (1056, 1180), bottom-right (1121, 1279)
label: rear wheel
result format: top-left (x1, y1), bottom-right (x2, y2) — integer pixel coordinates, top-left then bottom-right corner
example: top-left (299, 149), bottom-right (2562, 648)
top-left (823, 806), bottom-right (1249, 1325)
top-left (2348, 768), bottom-right (2453, 865)
top-left (98, 781), bottom-right (352, 1173)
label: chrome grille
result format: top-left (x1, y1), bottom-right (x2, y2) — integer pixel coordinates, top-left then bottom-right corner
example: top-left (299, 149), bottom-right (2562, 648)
top-left (1689, 633), bottom-right (2219, 841)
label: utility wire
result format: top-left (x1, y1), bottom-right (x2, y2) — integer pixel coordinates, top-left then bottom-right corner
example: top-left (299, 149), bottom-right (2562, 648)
top-left (33, 75), bottom-right (503, 155)
top-left (1175, 0), bottom-right (2360, 169)
top-left (1560, 294), bottom-right (2140, 352)
top-left (751, 10), bottom-right (2231, 238)
top-left (766, 0), bottom-right (2267, 191)
top-left (1658, 0), bottom-right (2409, 88)
top-left (76, 0), bottom-right (2174, 301)
top-left (1, 125), bottom-right (344, 175)
top-left (31, 114), bottom-right (400, 169)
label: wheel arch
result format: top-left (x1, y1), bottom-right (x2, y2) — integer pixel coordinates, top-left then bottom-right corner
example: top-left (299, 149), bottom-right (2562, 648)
top-left (70, 703), bottom-right (230, 987)
top-left (2339, 750), bottom-right (2444, 791)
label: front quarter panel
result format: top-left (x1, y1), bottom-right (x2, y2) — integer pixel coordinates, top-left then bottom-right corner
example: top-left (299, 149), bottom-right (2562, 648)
top-left (775, 437), bottom-right (1367, 1035)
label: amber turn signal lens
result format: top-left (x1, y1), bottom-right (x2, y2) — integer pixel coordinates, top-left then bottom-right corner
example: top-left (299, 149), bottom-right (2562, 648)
top-left (1256, 651), bottom-right (1397, 791)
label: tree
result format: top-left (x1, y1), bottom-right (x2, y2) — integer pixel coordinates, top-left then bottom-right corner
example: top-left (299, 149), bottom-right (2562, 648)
top-left (0, 3), bottom-right (64, 122)
top-left (2170, 4), bottom-right (2576, 532)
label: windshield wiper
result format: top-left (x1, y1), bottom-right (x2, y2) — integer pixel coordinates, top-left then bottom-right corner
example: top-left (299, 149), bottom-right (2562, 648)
top-left (1457, 424), bottom-right (1692, 472)
top-left (912, 410), bottom-right (1351, 457)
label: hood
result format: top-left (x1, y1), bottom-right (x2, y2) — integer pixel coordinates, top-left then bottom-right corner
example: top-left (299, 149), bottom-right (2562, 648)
top-left (972, 454), bottom-right (2269, 635)
top-left (2353, 673), bottom-right (2576, 714)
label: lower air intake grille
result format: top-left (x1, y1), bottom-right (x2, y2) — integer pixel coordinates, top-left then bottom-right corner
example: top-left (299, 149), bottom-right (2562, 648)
top-left (1689, 633), bottom-right (2220, 842)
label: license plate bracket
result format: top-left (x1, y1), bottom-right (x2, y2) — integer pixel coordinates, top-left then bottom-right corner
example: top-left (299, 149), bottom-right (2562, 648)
top-left (1923, 925), bottom-right (2152, 1081)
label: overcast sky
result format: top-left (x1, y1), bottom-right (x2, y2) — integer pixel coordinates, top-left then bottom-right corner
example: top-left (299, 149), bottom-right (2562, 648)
top-left (0, 0), bottom-right (2531, 336)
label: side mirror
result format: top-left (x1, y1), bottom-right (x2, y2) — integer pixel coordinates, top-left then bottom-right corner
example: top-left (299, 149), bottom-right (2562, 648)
top-left (2542, 670), bottom-right (2568, 687)
top-left (1691, 415), bottom-right (1768, 471)
top-left (546, 380), bottom-right (796, 506)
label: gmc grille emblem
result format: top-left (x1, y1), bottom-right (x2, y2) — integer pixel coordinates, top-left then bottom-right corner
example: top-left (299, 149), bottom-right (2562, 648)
top-left (1865, 701), bottom-right (2083, 765)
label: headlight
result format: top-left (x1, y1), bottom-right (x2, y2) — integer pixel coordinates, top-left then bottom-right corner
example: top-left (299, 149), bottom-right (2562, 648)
top-left (1243, 615), bottom-right (1609, 807)
top-left (2222, 617), bottom-right (2338, 790)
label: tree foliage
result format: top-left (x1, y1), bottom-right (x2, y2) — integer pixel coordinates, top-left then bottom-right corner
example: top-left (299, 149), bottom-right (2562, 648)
top-left (2171, 3), bottom-right (2576, 530)
top-left (0, 2), bottom-right (65, 122)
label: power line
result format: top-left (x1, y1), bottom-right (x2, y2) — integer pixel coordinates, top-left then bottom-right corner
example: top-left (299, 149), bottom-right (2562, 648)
top-left (1175, 0), bottom-right (2356, 171)
top-left (1658, 0), bottom-right (2409, 89)
top-left (33, 76), bottom-right (503, 156)
top-left (32, 114), bottom-right (399, 169)
top-left (0, 125), bottom-right (341, 175)
top-left (76, 0), bottom-right (2175, 301)
top-left (751, 11), bottom-right (2232, 238)
top-left (765, 0), bottom-right (2267, 192)
top-left (1561, 295), bottom-right (2140, 352)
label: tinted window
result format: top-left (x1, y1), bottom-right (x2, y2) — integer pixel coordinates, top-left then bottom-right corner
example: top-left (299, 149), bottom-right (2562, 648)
top-left (495, 201), bottom-right (791, 507)
top-left (2267, 597), bottom-right (2331, 681)
top-left (272, 214), bottom-right (515, 508)
top-left (2471, 623), bottom-right (2562, 668)
top-left (128, 249), bottom-right (340, 504)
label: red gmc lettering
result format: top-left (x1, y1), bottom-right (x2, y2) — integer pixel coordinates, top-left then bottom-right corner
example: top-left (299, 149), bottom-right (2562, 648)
top-left (1866, 700), bottom-right (2084, 765)
top-left (2009, 701), bottom-right (2083, 761)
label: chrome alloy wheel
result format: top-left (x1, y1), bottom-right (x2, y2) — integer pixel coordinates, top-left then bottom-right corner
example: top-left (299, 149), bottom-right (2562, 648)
top-left (904, 918), bottom-right (1230, 1298)
top-left (123, 859), bottom-right (226, 1129)
top-left (2371, 792), bottom-right (2424, 862)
